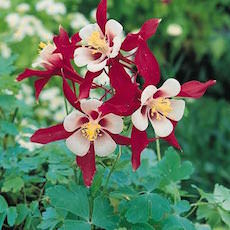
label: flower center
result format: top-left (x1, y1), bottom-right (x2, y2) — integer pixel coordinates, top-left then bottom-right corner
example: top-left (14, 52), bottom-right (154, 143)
top-left (81, 122), bottom-right (101, 141)
top-left (150, 98), bottom-right (172, 120)
top-left (38, 41), bottom-right (49, 53)
top-left (87, 31), bottom-right (109, 54)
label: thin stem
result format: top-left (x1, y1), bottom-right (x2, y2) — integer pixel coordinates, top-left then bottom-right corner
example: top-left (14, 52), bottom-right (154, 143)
top-left (103, 146), bottom-right (122, 193)
top-left (64, 97), bottom-right (69, 115)
top-left (156, 137), bottom-right (161, 161)
top-left (185, 197), bottom-right (203, 218)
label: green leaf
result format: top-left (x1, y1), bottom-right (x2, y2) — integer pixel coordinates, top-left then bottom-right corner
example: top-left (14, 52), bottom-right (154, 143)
top-left (153, 148), bottom-right (194, 186)
top-left (0, 212), bottom-right (7, 230)
top-left (46, 184), bottom-right (89, 220)
top-left (0, 55), bottom-right (17, 76)
top-left (60, 220), bottom-right (91, 230)
top-left (38, 208), bottom-right (60, 230)
top-left (125, 193), bottom-right (171, 224)
top-left (0, 121), bottom-right (18, 136)
top-left (214, 184), bottom-right (230, 211)
top-left (92, 196), bottom-right (119, 230)
top-left (2, 176), bottom-right (24, 193)
top-left (7, 207), bottom-right (18, 227)
top-left (197, 205), bottom-right (221, 227)
top-left (0, 195), bottom-right (8, 213)
top-left (162, 215), bottom-right (195, 230)
top-left (217, 207), bottom-right (230, 227)
top-left (15, 204), bottom-right (30, 225)
top-left (132, 223), bottom-right (155, 230)
top-left (173, 200), bottom-right (191, 215)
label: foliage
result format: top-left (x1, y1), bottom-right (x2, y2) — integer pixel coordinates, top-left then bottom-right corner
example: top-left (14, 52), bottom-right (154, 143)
top-left (0, 0), bottom-right (230, 229)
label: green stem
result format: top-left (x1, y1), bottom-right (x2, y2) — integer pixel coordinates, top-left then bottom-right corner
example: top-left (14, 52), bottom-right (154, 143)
top-left (103, 146), bottom-right (122, 193)
top-left (156, 137), bottom-right (161, 161)
top-left (64, 97), bottom-right (69, 115)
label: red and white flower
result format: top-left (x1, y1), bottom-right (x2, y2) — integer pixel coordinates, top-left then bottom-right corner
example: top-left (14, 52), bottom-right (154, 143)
top-left (132, 78), bottom-right (185, 137)
top-left (74, 19), bottom-right (123, 72)
top-left (63, 99), bottom-right (123, 156)
top-left (33, 42), bottom-right (62, 70)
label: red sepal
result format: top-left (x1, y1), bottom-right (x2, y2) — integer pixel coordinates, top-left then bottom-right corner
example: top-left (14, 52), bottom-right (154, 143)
top-left (62, 75), bottom-right (81, 110)
top-left (122, 18), bottom-right (161, 51)
top-left (131, 126), bottom-right (149, 171)
top-left (34, 77), bottom-right (50, 100)
top-left (71, 32), bottom-right (81, 45)
top-left (99, 62), bottom-right (139, 116)
top-left (177, 80), bottom-right (216, 99)
top-left (109, 133), bottom-right (131, 146)
top-left (96, 0), bottom-right (107, 34)
top-left (79, 71), bottom-right (102, 99)
top-left (17, 69), bottom-right (54, 82)
top-left (31, 124), bottom-right (72, 144)
top-left (135, 41), bottom-right (160, 87)
top-left (76, 144), bottom-right (96, 187)
top-left (162, 121), bottom-right (181, 150)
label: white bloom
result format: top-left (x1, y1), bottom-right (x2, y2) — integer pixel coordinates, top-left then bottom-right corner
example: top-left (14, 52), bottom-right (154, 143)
top-left (132, 79), bottom-right (185, 137)
top-left (36, 0), bottom-right (66, 16)
top-left (74, 19), bottom-right (123, 72)
top-left (0, 43), bottom-right (11, 58)
top-left (90, 8), bottom-right (97, 21)
top-left (167, 23), bottom-right (183, 36)
top-left (70, 13), bottom-right (89, 30)
top-left (6, 13), bottom-right (20, 28)
top-left (6, 14), bottom-right (52, 41)
top-left (64, 99), bottom-right (123, 157)
top-left (0, 0), bottom-right (10, 9)
top-left (16, 3), bottom-right (30, 13)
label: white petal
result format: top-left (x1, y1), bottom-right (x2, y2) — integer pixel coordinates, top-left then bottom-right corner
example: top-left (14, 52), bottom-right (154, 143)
top-left (105, 19), bottom-right (123, 40)
top-left (141, 85), bottom-right (157, 105)
top-left (110, 36), bottom-right (122, 58)
top-left (74, 47), bottom-right (94, 67)
top-left (131, 106), bottom-right (148, 131)
top-left (40, 44), bottom-right (56, 60)
top-left (79, 23), bottom-right (100, 41)
top-left (158, 78), bottom-right (181, 98)
top-left (149, 115), bottom-right (173, 137)
top-left (80, 99), bottom-right (103, 115)
top-left (166, 99), bottom-right (185, 121)
top-left (101, 113), bottom-right (123, 134)
top-left (87, 58), bottom-right (107, 72)
top-left (94, 131), bottom-right (117, 157)
top-left (63, 110), bottom-right (86, 132)
top-left (66, 130), bottom-right (90, 156)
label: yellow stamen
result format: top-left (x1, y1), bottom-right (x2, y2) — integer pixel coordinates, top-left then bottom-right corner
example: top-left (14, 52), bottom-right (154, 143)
top-left (150, 98), bottom-right (172, 120)
top-left (87, 31), bottom-right (108, 54)
top-left (38, 41), bottom-right (50, 53)
top-left (81, 122), bottom-right (101, 141)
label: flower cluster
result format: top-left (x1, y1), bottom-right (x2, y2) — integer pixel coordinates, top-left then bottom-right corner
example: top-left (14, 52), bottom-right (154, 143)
top-left (17, 0), bottom-right (216, 186)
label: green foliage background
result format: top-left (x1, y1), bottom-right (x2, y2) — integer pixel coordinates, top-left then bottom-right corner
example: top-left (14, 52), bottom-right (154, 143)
top-left (0, 0), bottom-right (230, 229)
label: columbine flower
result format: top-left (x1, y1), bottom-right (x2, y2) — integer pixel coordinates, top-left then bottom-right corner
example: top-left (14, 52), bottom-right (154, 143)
top-left (30, 98), bottom-right (130, 186)
top-left (73, 0), bottom-right (122, 72)
top-left (16, 3), bottom-right (30, 13)
top-left (63, 99), bottom-right (123, 157)
top-left (74, 19), bottom-right (123, 72)
top-left (132, 79), bottom-right (185, 137)
top-left (32, 41), bottom-right (62, 70)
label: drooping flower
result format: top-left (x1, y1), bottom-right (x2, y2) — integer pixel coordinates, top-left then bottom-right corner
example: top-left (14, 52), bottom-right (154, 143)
top-left (17, 27), bottom-right (83, 100)
top-left (74, 0), bottom-right (123, 72)
top-left (32, 42), bottom-right (62, 70)
top-left (131, 79), bottom-right (216, 170)
top-left (132, 78), bottom-right (185, 137)
top-left (31, 99), bottom-right (131, 186)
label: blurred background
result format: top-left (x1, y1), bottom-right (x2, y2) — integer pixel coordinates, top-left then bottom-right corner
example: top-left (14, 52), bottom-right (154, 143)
top-left (0, 0), bottom-right (230, 193)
